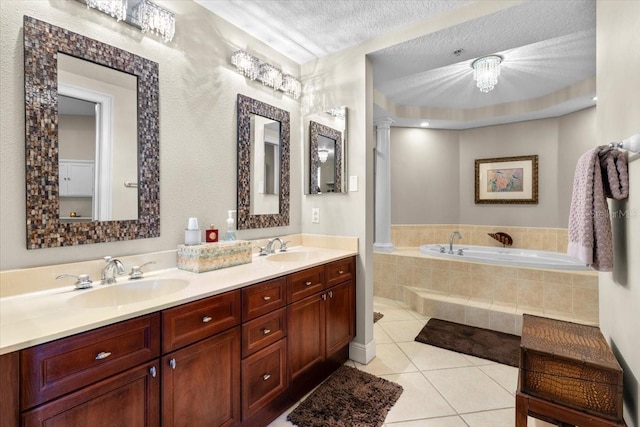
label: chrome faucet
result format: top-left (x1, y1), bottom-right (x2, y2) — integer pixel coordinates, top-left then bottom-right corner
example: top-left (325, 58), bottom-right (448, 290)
top-left (129, 261), bottom-right (156, 280)
top-left (449, 231), bottom-right (463, 254)
top-left (101, 256), bottom-right (125, 284)
top-left (266, 237), bottom-right (289, 254)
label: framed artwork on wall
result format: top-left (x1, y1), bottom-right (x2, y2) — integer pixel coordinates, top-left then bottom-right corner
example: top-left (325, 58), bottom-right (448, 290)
top-left (474, 155), bottom-right (538, 204)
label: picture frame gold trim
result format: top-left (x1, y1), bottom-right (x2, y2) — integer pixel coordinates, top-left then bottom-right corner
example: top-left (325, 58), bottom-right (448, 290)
top-left (474, 155), bottom-right (538, 204)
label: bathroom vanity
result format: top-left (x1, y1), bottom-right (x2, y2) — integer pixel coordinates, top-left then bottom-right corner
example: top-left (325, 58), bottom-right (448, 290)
top-left (0, 250), bottom-right (356, 427)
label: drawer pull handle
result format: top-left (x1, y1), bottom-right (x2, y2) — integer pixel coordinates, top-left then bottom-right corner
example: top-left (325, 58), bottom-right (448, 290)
top-left (329, 291), bottom-right (333, 298)
top-left (262, 328), bottom-right (271, 335)
top-left (95, 352), bottom-right (112, 360)
top-left (263, 296), bottom-right (271, 301)
top-left (169, 358), bottom-right (176, 370)
top-left (322, 294), bottom-right (327, 301)
top-left (338, 270), bottom-right (344, 274)
top-left (202, 316), bottom-right (212, 323)
top-left (305, 281), bottom-right (312, 286)
top-left (262, 374), bottom-right (271, 381)
top-left (150, 366), bottom-right (157, 378)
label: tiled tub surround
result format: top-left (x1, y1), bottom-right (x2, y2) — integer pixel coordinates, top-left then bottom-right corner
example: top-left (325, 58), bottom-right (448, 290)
top-left (0, 234), bottom-right (357, 354)
top-left (374, 249), bottom-right (598, 336)
top-left (392, 224), bottom-right (570, 253)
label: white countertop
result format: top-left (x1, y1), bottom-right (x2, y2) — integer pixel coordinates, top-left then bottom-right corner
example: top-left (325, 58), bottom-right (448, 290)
top-left (0, 246), bottom-right (357, 355)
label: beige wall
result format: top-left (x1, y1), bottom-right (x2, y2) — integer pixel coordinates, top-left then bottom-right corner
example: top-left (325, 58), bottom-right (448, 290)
top-left (597, 2), bottom-right (640, 426)
top-left (0, 0), bottom-right (301, 270)
top-left (390, 108), bottom-right (596, 228)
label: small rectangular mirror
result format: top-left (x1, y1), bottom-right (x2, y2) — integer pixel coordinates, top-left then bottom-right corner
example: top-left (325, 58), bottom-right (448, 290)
top-left (305, 106), bottom-right (348, 194)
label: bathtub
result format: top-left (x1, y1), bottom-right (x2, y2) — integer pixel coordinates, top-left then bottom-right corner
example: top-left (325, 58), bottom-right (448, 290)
top-left (419, 244), bottom-right (590, 271)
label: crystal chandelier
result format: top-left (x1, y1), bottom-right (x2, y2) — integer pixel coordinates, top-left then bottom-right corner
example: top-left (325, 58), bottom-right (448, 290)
top-left (472, 55), bottom-right (502, 93)
top-left (281, 74), bottom-right (301, 99)
top-left (86, 0), bottom-right (127, 21)
top-left (318, 149), bottom-right (329, 163)
top-left (133, 0), bottom-right (175, 42)
top-left (231, 51), bottom-right (260, 80)
top-left (258, 63), bottom-right (283, 91)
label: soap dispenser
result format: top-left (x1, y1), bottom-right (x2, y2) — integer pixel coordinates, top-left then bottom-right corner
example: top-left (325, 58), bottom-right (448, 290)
top-left (224, 210), bottom-right (236, 241)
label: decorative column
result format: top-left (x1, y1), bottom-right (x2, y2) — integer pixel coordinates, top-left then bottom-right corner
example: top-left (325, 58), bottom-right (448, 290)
top-left (373, 118), bottom-right (396, 253)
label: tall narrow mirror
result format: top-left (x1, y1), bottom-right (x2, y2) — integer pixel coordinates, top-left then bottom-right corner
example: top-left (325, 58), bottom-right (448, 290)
top-left (237, 94), bottom-right (290, 229)
top-left (306, 106), bottom-right (348, 194)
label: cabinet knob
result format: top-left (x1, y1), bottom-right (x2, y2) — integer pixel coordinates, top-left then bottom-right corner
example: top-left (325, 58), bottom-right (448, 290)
top-left (95, 351), bottom-right (112, 360)
top-left (169, 358), bottom-right (176, 370)
top-left (202, 316), bottom-right (212, 323)
top-left (263, 296), bottom-right (271, 301)
top-left (262, 328), bottom-right (271, 335)
top-left (150, 366), bottom-right (157, 378)
top-left (322, 294), bottom-right (327, 301)
top-left (305, 281), bottom-right (312, 286)
top-left (329, 291), bottom-right (333, 298)
top-left (262, 374), bottom-right (271, 381)
top-left (338, 270), bottom-right (344, 274)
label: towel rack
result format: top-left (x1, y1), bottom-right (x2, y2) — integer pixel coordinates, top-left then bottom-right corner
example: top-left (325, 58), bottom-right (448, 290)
top-left (124, 181), bottom-right (138, 188)
top-left (608, 132), bottom-right (640, 153)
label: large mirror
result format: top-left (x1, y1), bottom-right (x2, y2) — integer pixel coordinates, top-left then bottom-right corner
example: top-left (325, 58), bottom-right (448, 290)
top-left (306, 106), bottom-right (348, 194)
top-left (24, 16), bottom-right (160, 249)
top-left (237, 94), bottom-right (290, 229)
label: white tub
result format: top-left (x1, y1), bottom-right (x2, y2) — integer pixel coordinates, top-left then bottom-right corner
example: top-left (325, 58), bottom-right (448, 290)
top-left (419, 244), bottom-right (590, 271)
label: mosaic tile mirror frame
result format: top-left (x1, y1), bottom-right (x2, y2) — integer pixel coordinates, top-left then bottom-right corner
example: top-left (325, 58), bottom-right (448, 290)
top-left (236, 94), bottom-right (290, 229)
top-left (23, 16), bottom-right (160, 248)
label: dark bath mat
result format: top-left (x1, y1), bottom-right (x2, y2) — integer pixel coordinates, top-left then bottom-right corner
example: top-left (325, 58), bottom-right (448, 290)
top-left (287, 365), bottom-right (403, 427)
top-left (415, 318), bottom-right (521, 367)
top-left (373, 312), bottom-right (384, 323)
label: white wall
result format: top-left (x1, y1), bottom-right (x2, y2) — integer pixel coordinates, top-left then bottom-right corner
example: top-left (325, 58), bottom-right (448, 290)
top-left (0, 0), bottom-right (301, 270)
top-left (597, 2), bottom-right (640, 426)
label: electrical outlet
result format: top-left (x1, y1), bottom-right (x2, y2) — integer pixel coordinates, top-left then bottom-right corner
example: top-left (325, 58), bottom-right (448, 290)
top-left (311, 208), bottom-right (320, 223)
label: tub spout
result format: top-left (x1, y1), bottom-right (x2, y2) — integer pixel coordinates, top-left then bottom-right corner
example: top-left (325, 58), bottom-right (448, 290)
top-left (449, 232), bottom-right (462, 254)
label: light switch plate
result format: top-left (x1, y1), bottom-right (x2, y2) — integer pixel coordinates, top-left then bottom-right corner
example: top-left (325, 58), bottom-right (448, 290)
top-left (349, 176), bottom-right (358, 192)
top-left (311, 208), bottom-right (320, 223)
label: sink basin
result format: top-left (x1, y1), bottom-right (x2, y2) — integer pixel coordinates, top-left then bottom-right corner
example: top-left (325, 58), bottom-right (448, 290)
top-left (265, 251), bottom-right (319, 263)
top-left (69, 279), bottom-right (189, 308)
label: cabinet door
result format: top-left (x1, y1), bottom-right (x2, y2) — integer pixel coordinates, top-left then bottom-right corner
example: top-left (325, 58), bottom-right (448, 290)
top-left (22, 361), bottom-right (159, 427)
top-left (325, 280), bottom-right (355, 356)
top-left (162, 327), bottom-right (241, 427)
top-left (287, 293), bottom-right (325, 381)
top-left (60, 161), bottom-right (94, 197)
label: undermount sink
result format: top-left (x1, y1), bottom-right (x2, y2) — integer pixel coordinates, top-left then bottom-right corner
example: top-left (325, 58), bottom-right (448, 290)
top-left (265, 251), bottom-right (319, 263)
top-left (69, 279), bottom-right (189, 308)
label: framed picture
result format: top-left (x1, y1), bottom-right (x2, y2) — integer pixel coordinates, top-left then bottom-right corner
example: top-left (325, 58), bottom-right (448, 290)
top-left (474, 155), bottom-right (538, 204)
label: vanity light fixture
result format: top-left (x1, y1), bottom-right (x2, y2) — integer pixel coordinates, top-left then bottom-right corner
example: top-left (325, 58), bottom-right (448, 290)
top-left (132, 0), bottom-right (175, 43)
top-left (318, 149), bottom-right (329, 164)
top-left (471, 55), bottom-right (502, 93)
top-left (327, 106), bottom-right (346, 119)
top-left (86, 0), bottom-right (128, 21)
top-left (230, 50), bottom-right (302, 100)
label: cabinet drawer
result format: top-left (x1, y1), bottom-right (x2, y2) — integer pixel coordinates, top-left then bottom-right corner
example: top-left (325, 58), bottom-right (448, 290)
top-left (162, 290), bottom-right (241, 353)
top-left (242, 308), bottom-right (287, 358)
top-left (21, 313), bottom-right (160, 409)
top-left (241, 339), bottom-right (287, 420)
top-left (242, 277), bottom-right (286, 321)
top-left (326, 257), bottom-right (355, 287)
top-left (287, 266), bottom-right (325, 303)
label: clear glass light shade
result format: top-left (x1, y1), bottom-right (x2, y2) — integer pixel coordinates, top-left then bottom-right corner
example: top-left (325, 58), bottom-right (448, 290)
top-left (318, 149), bottom-right (329, 163)
top-left (280, 74), bottom-right (302, 99)
top-left (133, 0), bottom-right (175, 42)
top-left (258, 63), bottom-right (283, 90)
top-left (231, 51), bottom-right (260, 80)
top-left (86, 0), bottom-right (128, 21)
top-left (472, 55), bottom-right (502, 93)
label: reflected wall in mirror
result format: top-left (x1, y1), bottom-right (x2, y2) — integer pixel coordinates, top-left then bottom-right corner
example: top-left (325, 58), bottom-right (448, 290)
top-left (24, 16), bottom-right (159, 249)
top-left (307, 107), bottom-right (347, 194)
top-left (58, 53), bottom-right (138, 222)
top-left (237, 94), bottom-right (290, 229)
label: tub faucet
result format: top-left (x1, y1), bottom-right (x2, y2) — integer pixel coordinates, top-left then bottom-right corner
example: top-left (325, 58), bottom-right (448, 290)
top-left (449, 232), bottom-right (463, 254)
top-left (101, 256), bottom-right (125, 285)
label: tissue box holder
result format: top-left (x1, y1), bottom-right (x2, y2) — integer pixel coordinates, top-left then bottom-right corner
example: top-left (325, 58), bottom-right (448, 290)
top-left (177, 240), bottom-right (252, 273)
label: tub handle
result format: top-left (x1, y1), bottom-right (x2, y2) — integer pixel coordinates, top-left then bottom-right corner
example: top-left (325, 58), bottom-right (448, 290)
top-left (436, 245), bottom-right (446, 253)
top-left (457, 248), bottom-right (468, 256)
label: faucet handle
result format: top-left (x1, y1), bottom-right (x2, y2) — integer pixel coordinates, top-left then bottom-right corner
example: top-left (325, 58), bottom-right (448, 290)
top-left (279, 240), bottom-right (289, 252)
top-left (457, 248), bottom-right (468, 256)
top-left (56, 274), bottom-right (93, 290)
top-left (257, 246), bottom-right (269, 256)
top-left (435, 244), bottom-right (446, 253)
top-left (129, 261), bottom-right (156, 280)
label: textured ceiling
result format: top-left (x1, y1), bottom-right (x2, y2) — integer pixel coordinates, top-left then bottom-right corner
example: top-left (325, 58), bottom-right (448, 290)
top-left (196, 0), bottom-right (596, 129)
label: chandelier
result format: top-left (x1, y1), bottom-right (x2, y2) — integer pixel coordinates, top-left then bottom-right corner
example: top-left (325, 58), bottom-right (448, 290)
top-left (471, 55), bottom-right (502, 93)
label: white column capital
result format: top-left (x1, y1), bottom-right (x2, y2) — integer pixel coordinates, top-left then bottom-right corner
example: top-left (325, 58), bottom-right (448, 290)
top-left (374, 117), bottom-right (394, 129)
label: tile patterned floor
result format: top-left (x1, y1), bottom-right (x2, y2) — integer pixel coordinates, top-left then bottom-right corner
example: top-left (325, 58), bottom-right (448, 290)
top-left (269, 297), bottom-right (555, 427)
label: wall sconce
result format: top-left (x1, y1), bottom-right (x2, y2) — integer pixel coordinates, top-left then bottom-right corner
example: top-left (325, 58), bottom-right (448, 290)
top-left (83, 0), bottom-right (176, 43)
top-left (231, 50), bottom-right (302, 100)
top-left (318, 149), bottom-right (329, 163)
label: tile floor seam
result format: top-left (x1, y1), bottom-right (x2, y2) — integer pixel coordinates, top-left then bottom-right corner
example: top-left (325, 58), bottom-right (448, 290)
top-left (477, 364), bottom-right (519, 397)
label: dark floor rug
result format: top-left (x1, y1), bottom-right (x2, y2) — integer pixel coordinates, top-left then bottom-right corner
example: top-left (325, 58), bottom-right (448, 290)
top-left (373, 312), bottom-right (384, 323)
top-left (287, 365), bottom-right (403, 427)
top-left (415, 318), bottom-right (521, 367)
